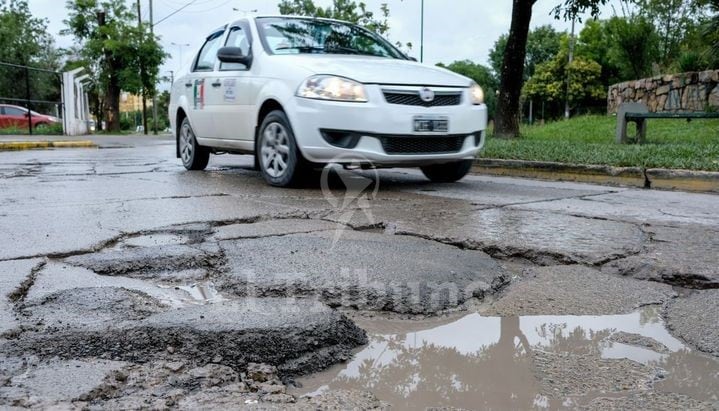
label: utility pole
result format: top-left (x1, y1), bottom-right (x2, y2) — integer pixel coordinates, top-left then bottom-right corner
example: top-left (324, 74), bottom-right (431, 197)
top-left (137, 0), bottom-right (148, 135)
top-left (420, 0), bottom-right (424, 63)
top-left (564, 13), bottom-right (576, 120)
top-left (150, 0), bottom-right (158, 135)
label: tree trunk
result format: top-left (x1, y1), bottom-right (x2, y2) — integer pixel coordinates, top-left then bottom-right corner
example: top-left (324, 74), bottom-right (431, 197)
top-left (494, 0), bottom-right (536, 138)
top-left (105, 73), bottom-right (122, 132)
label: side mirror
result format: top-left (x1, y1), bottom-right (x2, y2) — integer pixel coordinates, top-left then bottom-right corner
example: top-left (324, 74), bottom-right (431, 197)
top-left (217, 47), bottom-right (252, 67)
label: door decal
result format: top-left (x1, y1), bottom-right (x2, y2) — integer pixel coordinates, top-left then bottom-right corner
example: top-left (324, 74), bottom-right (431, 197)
top-left (193, 79), bottom-right (205, 110)
top-left (223, 78), bottom-right (237, 103)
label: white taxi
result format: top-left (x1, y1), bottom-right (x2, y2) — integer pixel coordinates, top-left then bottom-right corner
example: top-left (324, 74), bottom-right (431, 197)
top-left (169, 16), bottom-right (488, 187)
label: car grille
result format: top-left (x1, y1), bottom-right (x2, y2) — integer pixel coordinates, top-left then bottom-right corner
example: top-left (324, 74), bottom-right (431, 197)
top-left (383, 91), bottom-right (462, 107)
top-left (378, 135), bottom-right (467, 154)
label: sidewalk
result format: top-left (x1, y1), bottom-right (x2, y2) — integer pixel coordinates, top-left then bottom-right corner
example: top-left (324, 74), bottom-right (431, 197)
top-left (473, 158), bottom-right (719, 193)
top-left (0, 133), bottom-right (174, 150)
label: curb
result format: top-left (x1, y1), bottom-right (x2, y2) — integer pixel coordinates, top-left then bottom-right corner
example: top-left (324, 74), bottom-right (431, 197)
top-left (0, 140), bottom-right (97, 151)
top-left (472, 158), bottom-right (719, 193)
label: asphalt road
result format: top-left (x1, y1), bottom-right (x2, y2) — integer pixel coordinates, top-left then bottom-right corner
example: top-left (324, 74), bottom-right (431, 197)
top-left (0, 135), bottom-right (718, 409)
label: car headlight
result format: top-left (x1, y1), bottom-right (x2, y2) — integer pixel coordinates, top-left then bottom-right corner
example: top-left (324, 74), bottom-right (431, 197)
top-left (470, 82), bottom-right (485, 105)
top-left (297, 75), bottom-right (368, 103)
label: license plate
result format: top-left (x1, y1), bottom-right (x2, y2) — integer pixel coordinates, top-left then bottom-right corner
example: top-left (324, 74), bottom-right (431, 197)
top-left (413, 116), bottom-right (449, 133)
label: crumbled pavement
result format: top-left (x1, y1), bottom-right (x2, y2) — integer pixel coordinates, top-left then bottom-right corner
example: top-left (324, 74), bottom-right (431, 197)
top-left (664, 289), bottom-right (719, 356)
top-left (64, 242), bottom-right (224, 280)
top-left (483, 265), bottom-right (676, 316)
top-left (328, 205), bottom-right (647, 265)
top-left (603, 224), bottom-right (719, 288)
top-left (0, 358), bottom-right (126, 409)
top-left (2, 140), bottom-right (719, 408)
top-left (607, 331), bottom-right (672, 354)
top-left (5, 295), bottom-right (366, 376)
top-left (579, 390), bottom-right (715, 410)
top-left (0, 259), bottom-right (44, 335)
top-left (219, 229), bottom-right (510, 314)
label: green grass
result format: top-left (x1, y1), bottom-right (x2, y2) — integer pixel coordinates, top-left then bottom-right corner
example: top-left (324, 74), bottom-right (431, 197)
top-left (482, 115), bottom-right (719, 171)
top-left (0, 123), bottom-right (63, 136)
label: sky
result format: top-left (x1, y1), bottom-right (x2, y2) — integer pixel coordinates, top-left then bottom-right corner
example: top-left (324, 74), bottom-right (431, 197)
top-left (27, 0), bottom-right (627, 80)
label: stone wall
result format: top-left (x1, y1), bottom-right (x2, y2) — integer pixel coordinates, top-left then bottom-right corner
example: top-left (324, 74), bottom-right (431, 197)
top-left (607, 70), bottom-right (719, 113)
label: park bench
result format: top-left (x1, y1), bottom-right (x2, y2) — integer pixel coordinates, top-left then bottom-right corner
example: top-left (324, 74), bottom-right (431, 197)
top-left (615, 102), bottom-right (719, 144)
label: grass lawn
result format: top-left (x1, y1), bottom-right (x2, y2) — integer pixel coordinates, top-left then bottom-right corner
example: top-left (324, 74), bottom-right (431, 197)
top-left (482, 115), bottom-right (719, 171)
top-left (0, 123), bottom-right (64, 136)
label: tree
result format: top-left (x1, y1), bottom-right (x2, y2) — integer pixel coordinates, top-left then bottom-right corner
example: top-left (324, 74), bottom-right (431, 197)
top-left (702, 0), bottom-right (719, 65)
top-left (635, 0), bottom-right (700, 67)
top-left (437, 61), bottom-right (498, 119)
top-left (523, 47), bottom-right (604, 118)
top-left (575, 19), bottom-right (621, 86)
top-left (489, 25), bottom-right (563, 81)
top-left (278, 0), bottom-right (390, 35)
top-left (0, 0), bottom-right (61, 112)
top-left (679, 0), bottom-right (719, 70)
top-left (63, 0), bottom-right (165, 132)
top-left (605, 15), bottom-right (659, 80)
top-left (493, 0), bottom-right (537, 139)
top-left (494, 0), bottom-right (608, 138)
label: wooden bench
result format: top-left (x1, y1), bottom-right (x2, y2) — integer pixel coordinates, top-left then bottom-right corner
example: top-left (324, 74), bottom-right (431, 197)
top-left (616, 102), bottom-right (719, 144)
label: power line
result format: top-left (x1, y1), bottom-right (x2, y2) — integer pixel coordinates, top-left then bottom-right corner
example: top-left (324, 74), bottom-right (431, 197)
top-left (153, 0), bottom-right (198, 27)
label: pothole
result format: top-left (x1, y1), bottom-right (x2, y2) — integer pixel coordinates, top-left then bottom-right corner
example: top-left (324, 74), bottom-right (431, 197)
top-left (63, 243), bottom-right (224, 281)
top-left (6, 295), bottom-right (367, 378)
top-left (218, 229), bottom-right (510, 314)
top-left (293, 306), bottom-right (719, 410)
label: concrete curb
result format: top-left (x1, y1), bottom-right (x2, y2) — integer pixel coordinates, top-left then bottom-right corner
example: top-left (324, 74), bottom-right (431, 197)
top-left (472, 158), bottom-right (719, 193)
top-left (0, 140), bottom-right (96, 151)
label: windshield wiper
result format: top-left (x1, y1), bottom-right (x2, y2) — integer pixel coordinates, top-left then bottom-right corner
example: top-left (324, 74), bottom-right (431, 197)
top-left (324, 46), bottom-right (380, 57)
top-left (275, 45), bottom-right (326, 53)
top-left (275, 45), bottom-right (380, 57)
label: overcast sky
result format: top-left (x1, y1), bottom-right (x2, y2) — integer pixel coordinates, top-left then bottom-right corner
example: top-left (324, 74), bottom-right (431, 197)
top-left (28, 0), bottom-right (626, 79)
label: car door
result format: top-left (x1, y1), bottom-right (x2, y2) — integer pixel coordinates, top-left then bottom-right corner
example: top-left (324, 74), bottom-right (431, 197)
top-left (213, 23), bottom-right (255, 145)
top-left (185, 29), bottom-right (225, 139)
top-left (3, 106), bottom-right (28, 128)
top-left (0, 107), bottom-right (7, 128)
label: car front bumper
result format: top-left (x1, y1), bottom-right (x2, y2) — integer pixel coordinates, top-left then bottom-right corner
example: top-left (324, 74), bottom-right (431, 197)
top-left (287, 87), bottom-right (488, 166)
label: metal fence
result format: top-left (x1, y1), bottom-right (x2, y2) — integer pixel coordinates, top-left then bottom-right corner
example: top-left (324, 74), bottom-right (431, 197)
top-left (0, 61), bottom-right (64, 135)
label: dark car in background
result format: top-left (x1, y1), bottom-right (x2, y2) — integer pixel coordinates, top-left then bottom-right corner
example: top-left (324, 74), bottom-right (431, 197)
top-left (0, 104), bottom-right (60, 130)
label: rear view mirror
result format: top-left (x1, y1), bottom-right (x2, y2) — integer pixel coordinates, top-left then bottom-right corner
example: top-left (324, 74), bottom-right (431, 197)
top-left (217, 47), bottom-right (252, 67)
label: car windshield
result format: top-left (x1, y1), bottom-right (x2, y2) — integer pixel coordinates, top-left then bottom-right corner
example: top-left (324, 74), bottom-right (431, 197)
top-left (256, 17), bottom-right (405, 59)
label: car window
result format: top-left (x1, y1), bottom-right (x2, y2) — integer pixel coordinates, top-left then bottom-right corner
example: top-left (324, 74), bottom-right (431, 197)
top-left (194, 31), bottom-right (224, 72)
top-left (4, 107), bottom-right (26, 116)
top-left (256, 17), bottom-right (405, 59)
top-left (221, 26), bottom-right (250, 71)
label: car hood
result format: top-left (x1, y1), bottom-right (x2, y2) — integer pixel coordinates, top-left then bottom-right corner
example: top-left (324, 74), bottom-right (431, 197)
top-left (279, 55), bottom-right (471, 87)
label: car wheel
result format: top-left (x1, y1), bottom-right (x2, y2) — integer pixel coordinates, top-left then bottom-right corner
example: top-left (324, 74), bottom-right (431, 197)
top-left (257, 110), bottom-right (305, 187)
top-left (179, 117), bottom-right (210, 170)
top-left (420, 160), bottom-right (473, 183)
top-left (34, 123), bottom-right (51, 134)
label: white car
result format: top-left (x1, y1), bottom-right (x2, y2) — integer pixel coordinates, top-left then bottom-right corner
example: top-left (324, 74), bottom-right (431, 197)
top-left (169, 15), bottom-right (488, 187)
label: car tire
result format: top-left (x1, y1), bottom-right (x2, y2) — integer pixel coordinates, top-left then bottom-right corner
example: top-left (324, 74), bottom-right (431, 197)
top-left (420, 160), bottom-right (473, 183)
top-left (257, 110), bottom-right (306, 187)
top-left (179, 117), bottom-right (210, 171)
top-left (34, 123), bottom-right (49, 133)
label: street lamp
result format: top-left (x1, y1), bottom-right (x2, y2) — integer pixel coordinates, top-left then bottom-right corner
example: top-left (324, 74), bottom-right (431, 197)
top-left (171, 42), bottom-right (190, 71)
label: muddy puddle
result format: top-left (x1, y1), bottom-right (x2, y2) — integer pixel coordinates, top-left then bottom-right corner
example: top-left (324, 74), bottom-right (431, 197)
top-left (294, 306), bottom-right (719, 410)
